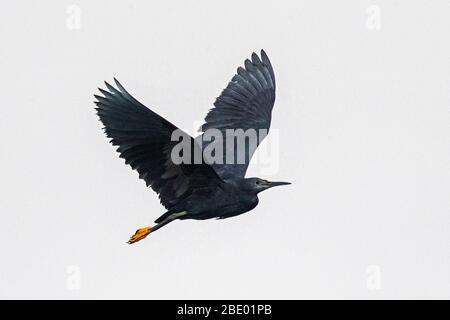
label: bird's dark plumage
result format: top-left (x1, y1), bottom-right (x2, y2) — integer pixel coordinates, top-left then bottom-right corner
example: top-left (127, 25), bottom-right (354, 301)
top-left (95, 79), bottom-right (224, 211)
top-left (94, 50), bottom-right (290, 243)
top-left (200, 50), bottom-right (276, 178)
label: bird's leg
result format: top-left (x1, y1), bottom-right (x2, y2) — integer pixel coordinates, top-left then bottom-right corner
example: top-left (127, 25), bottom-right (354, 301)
top-left (127, 211), bottom-right (187, 244)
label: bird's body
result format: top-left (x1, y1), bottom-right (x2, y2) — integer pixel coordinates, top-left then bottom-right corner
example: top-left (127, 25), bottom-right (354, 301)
top-left (95, 50), bottom-right (290, 243)
top-left (164, 177), bottom-right (259, 221)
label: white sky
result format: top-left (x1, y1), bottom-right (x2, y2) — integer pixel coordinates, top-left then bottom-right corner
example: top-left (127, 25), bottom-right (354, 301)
top-left (0, 0), bottom-right (449, 299)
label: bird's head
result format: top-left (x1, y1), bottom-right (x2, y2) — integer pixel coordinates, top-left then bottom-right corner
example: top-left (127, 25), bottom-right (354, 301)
top-left (244, 177), bottom-right (291, 194)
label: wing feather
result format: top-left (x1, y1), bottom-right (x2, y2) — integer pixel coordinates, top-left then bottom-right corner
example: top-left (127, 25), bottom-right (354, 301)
top-left (200, 50), bottom-right (276, 178)
top-left (95, 79), bottom-right (223, 209)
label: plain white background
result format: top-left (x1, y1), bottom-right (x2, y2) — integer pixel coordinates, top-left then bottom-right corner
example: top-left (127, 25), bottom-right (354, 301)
top-left (0, 0), bottom-right (449, 299)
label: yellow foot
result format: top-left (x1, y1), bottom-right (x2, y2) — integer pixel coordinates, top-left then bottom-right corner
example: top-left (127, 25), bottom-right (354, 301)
top-left (127, 226), bottom-right (152, 244)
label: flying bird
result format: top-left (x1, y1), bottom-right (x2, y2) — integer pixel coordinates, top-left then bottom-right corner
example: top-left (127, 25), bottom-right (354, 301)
top-left (95, 50), bottom-right (290, 244)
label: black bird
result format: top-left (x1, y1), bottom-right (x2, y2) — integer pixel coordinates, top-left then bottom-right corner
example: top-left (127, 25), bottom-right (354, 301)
top-left (95, 50), bottom-right (290, 243)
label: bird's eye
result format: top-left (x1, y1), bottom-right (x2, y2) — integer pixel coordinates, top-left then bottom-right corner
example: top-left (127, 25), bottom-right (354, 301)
top-left (256, 180), bottom-right (261, 185)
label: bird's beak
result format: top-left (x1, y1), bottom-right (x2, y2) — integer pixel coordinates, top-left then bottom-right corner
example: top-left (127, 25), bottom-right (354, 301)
top-left (267, 181), bottom-right (291, 188)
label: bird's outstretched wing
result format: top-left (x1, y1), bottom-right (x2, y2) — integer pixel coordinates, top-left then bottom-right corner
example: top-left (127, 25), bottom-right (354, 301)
top-left (95, 79), bottom-right (223, 210)
top-left (199, 50), bottom-right (276, 178)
